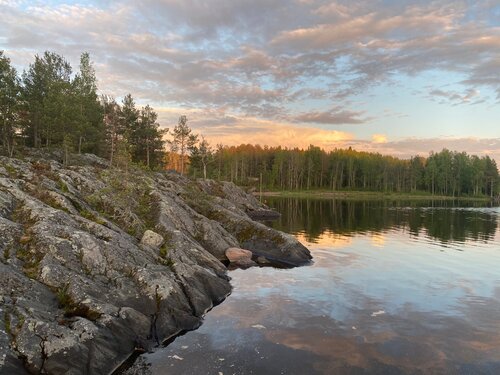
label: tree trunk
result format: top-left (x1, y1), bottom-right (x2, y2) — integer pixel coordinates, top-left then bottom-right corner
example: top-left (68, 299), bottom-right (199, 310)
top-left (259, 172), bottom-right (262, 203)
top-left (217, 156), bottom-right (222, 181)
top-left (2, 118), bottom-right (10, 157)
top-left (34, 113), bottom-right (40, 148)
top-left (109, 132), bottom-right (115, 167)
top-left (64, 144), bottom-right (68, 166)
top-left (9, 140), bottom-right (15, 158)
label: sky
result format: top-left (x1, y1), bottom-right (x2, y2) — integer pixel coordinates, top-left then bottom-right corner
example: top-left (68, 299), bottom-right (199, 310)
top-left (1, 0), bottom-right (499, 161)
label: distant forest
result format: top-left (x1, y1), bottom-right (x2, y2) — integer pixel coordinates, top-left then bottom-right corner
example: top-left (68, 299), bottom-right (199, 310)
top-left (1, 50), bottom-right (498, 197)
top-left (200, 145), bottom-right (499, 198)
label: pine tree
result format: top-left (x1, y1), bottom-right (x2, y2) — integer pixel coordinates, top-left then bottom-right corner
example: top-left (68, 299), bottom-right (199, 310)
top-left (120, 94), bottom-right (139, 139)
top-left (135, 105), bottom-right (167, 168)
top-left (101, 95), bottom-right (124, 166)
top-left (22, 51), bottom-right (73, 148)
top-left (189, 136), bottom-right (212, 179)
top-left (169, 115), bottom-right (197, 175)
top-left (72, 52), bottom-right (104, 154)
top-left (0, 51), bottom-right (21, 156)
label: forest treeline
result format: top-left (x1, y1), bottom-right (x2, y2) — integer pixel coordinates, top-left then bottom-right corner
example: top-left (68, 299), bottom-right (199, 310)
top-left (1, 50), bottom-right (498, 197)
top-left (197, 145), bottom-right (499, 197)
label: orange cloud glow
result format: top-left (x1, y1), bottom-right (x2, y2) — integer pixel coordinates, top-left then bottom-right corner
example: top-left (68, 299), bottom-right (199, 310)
top-left (372, 134), bottom-right (388, 144)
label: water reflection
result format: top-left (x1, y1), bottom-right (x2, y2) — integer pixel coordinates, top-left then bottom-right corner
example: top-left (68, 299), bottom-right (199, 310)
top-left (266, 198), bottom-right (499, 245)
top-left (142, 200), bottom-right (500, 375)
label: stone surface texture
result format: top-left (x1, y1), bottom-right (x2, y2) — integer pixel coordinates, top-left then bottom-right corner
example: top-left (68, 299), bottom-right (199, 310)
top-left (0, 152), bottom-right (310, 375)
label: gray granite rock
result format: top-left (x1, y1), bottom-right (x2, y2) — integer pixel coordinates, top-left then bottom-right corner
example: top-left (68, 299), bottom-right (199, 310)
top-left (0, 152), bottom-right (311, 375)
top-left (140, 230), bottom-right (164, 249)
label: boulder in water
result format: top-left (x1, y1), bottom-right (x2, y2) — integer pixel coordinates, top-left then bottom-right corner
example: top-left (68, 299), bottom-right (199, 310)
top-left (225, 247), bottom-right (257, 268)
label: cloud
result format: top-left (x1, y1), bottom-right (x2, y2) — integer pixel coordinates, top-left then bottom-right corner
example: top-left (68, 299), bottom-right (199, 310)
top-left (0, 0), bottom-right (499, 160)
top-left (294, 107), bottom-right (370, 125)
top-left (272, 3), bottom-right (461, 50)
top-left (155, 107), bottom-right (500, 163)
top-left (157, 111), bottom-right (355, 149)
top-left (203, 122), bottom-right (353, 149)
top-left (462, 57), bottom-right (500, 100)
top-left (349, 137), bottom-right (500, 163)
top-left (372, 134), bottom-right (388, 144)
top-left (428, 87), bottom-right (482, 105)
top-left (2, 0), bottom-right (498, 114)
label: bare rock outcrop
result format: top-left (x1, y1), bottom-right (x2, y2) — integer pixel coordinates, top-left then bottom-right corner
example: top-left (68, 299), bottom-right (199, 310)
top-left (0, 151), bottom-right (311, 375)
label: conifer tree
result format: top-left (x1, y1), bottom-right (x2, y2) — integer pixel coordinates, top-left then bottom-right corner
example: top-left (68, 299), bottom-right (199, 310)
top-left (72, 52), bottom-right (104, 154)
top-left (101, 95), bottom-right (124, 166)
top-left (189, 136), bottom-right (212, 179)
top-left (135, 104), bottom-right (166, 168)
top-left (169, 115), bottom-right (197, 175)
top-left (22, 51), bottom-right (73, 148)
top-left (0, 51), bottom-right (20, 156)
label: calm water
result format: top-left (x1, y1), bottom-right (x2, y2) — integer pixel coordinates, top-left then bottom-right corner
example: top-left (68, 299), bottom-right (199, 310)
top-left (144, 199), bottom-right (500, 374)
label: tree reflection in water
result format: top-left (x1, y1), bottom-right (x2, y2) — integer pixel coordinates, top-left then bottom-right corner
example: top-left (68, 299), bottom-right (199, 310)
top-left (266, 198), bottom-right (498, 245)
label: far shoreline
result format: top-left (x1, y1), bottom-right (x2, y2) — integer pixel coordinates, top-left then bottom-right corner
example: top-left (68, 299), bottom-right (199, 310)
top-left (253, 190), bottom-right (493, 202)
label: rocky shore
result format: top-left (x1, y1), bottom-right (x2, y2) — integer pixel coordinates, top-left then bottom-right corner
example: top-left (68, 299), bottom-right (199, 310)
top-left (0, 152), bottom-right (311, 375)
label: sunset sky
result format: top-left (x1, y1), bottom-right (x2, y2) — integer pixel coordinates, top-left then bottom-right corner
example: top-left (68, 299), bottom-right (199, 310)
top-left (1, 0), bottom-right (499, 160)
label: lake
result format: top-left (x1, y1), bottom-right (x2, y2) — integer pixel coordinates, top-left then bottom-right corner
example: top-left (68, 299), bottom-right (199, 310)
top-left (141, 198), bottom-right (500, 374)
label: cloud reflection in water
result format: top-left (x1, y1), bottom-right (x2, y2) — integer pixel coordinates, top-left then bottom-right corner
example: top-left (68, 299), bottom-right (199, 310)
top-left (144, 200), bottom-right (500, 374)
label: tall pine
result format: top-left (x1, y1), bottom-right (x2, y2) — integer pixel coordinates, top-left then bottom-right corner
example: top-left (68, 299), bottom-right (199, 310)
top-left (169, 115), bottom-right (197, 176)
top-left (134, 105), bottom-right (166, 168)
top-left (0, 51), bottom-right (21, 156)
top-left (72, 52), bottom-right (104, 154)
top-left (22, 51), bottom-right (73, 148)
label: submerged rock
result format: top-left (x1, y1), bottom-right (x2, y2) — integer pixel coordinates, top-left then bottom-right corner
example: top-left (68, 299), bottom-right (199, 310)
top-left (0, 151), bottom-right (311, 375)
